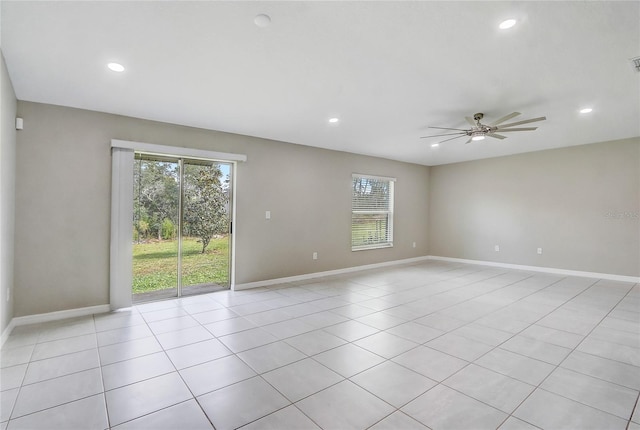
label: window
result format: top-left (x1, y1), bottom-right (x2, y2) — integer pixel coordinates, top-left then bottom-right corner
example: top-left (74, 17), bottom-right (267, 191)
top-left (352, 174), bottom-right (395, 251)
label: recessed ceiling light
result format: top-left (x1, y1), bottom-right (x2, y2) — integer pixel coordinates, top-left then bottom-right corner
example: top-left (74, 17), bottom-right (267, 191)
top-left (579, 107), bottom-right (593, 114)
top-left (431, 143), bottom-right (440, 148)
top-left (107, 62), bottom-right (125, 72)
top-left (499, 19), bottom-right (517, 30)
top-left (254, 14), bottom-right (271, 28)
top-left (328, 117), bottom-right (340, 124)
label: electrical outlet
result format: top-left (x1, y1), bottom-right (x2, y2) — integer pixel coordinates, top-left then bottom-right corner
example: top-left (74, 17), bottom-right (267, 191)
top-left (265, 210), bottom-right (271, 220)
top-left (312, 252), bottom-right (318, 260)
top-left (494, 245), bottom-right (500, 252)
top-left (412, 242), bottom-right (416, 248)
top-left (537, 248), bottom-right (543, 255)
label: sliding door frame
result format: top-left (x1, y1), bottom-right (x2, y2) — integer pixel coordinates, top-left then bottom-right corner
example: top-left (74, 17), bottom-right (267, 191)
top-left (110, 139), bottom-right (246, 310)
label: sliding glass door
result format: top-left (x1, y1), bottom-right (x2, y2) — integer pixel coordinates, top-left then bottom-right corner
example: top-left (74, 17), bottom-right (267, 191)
top-left (132, 155), bottom-right (180, 301)
top-left (132, 153), bottom-right (232, 302)
top-left (180, 160), bottom-right (231, 297)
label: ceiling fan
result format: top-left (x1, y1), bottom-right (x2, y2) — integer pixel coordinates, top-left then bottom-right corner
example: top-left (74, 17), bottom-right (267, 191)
top-left (421, 112), bottom-right (546, 144)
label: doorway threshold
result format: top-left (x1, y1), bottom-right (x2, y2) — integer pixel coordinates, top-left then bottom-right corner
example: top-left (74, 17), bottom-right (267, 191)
top-left (133, 283), bottom-right (229, 304)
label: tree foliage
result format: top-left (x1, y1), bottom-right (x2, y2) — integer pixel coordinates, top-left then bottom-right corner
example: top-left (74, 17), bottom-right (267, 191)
top-left (133, 159), bottom-right (228, 253)
top-left (134, 160), bottom-right (179, 241)
top-left (183, 164), bottom-right (229, 253)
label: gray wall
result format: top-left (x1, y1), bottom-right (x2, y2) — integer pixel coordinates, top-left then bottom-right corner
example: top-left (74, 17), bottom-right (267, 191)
top-left (428, 138), bottom-right (640, 277)
top-left (1, 52), bottom-right (17, 333)
top-left (11, 100), bottom-right (639, 319)
top-left (14, 101), bottom-right (430, 316)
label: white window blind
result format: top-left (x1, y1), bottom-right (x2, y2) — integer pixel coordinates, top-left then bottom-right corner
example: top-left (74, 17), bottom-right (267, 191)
top-left (352, 174), bottom-right (395, 251)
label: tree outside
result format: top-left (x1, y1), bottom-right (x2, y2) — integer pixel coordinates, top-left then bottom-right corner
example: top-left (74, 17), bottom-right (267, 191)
top-left (134, 160), bottom-right (179, 241)
top-left (183, 163), bottom-right (229, 254)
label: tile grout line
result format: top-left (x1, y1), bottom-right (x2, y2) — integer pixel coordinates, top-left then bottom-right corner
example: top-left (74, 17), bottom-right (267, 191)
top-left (261, 266), bottom-right (541, 428)
top-left (128, 304), bottom-right (217, 430)
top-left (495, 278), bottom-right (638, 429)
top-left (491, 277), bottom-right (608, 428)
top-left (159, 263), bottom-right (478, 429)
top-left (156, 286), bottom-right (345, 429)
top-left (385, 274), bottom-right (581, 426)
top-left (2, 339), bottom-right (32, 425)
top-left (128, 262), bottom-right (500, 361)
top-left (175, 290), bottom-right (336, 430)
top-left (4, 315), bottom-right (104, 426)
top-left (252, 265), bottom-right (541, 424)
top-left (2, 261), bottom-right (637, 430)
top-left (351, 266), bottom-right (561, 427)
top-left (93, 313), bottom-right (112, 430)
top-left (627, 391), bottom-right (640, 430)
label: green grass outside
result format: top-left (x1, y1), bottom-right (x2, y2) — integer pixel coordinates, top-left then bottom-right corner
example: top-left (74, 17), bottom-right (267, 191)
top-left (132, 236), bottom-right (229, 294)
top-left (352, 219), bottom-right (389, 247)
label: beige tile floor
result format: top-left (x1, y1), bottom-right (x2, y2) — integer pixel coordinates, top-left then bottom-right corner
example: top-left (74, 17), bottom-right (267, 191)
top-left (0, 260), bottom-right (638, 429)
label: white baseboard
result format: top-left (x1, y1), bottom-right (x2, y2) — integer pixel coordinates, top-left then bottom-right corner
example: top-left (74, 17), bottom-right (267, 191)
top-left (233, 256), bottom-right (431, 290)
top-left (11, 304), bottom-right (111, 327)
top-left (234, 254), bottom-right (639, 291)
top-left (1, 304), bottom-right (112, 344)
top-left (1, 304), bottom-right (110, 348)
top-left (426, 256), bottom-right (640, 283)
top-left (1, 318), bottom-right (16, 348)
top-left (3, 255), bottom-right (634, 347)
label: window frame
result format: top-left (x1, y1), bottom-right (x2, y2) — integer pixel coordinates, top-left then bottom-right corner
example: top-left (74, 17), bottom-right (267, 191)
top-left (351, 173), bottom-right (395, 251)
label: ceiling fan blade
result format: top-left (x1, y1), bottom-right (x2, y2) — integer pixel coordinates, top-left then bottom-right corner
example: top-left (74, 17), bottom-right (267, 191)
top-left (488, 112), bottom-right (520, 126)
top-left (498, 116), bottom-right (547, 128)
top-left (487, 133), bottom-right (507, 140)
top-left (496, 127), bottom-right (538, 132)
top-left (465, 117), bottom-right (476, 126)
top-left (440, 134), bottom-right (468, 143)
top-left (420, 132), bottom-right (467, 138)
top-left (428, 126), bottom-right (469, 131)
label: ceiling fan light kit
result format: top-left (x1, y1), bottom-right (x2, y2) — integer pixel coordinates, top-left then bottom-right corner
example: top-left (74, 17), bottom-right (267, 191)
top-left (421, 111), bottom-right (546, 144)
top-left (471, 132), bottom-right (485, 141)
top-left (499, 19), bottom-right (517, 29)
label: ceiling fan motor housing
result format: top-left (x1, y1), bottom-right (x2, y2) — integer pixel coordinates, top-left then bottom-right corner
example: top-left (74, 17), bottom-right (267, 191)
top-left (421, 111), bottom-right (545, 144)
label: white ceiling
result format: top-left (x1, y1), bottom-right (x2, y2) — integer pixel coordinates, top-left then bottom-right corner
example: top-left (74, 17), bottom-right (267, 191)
top-left (2, 1), bottom-right (639, 166)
